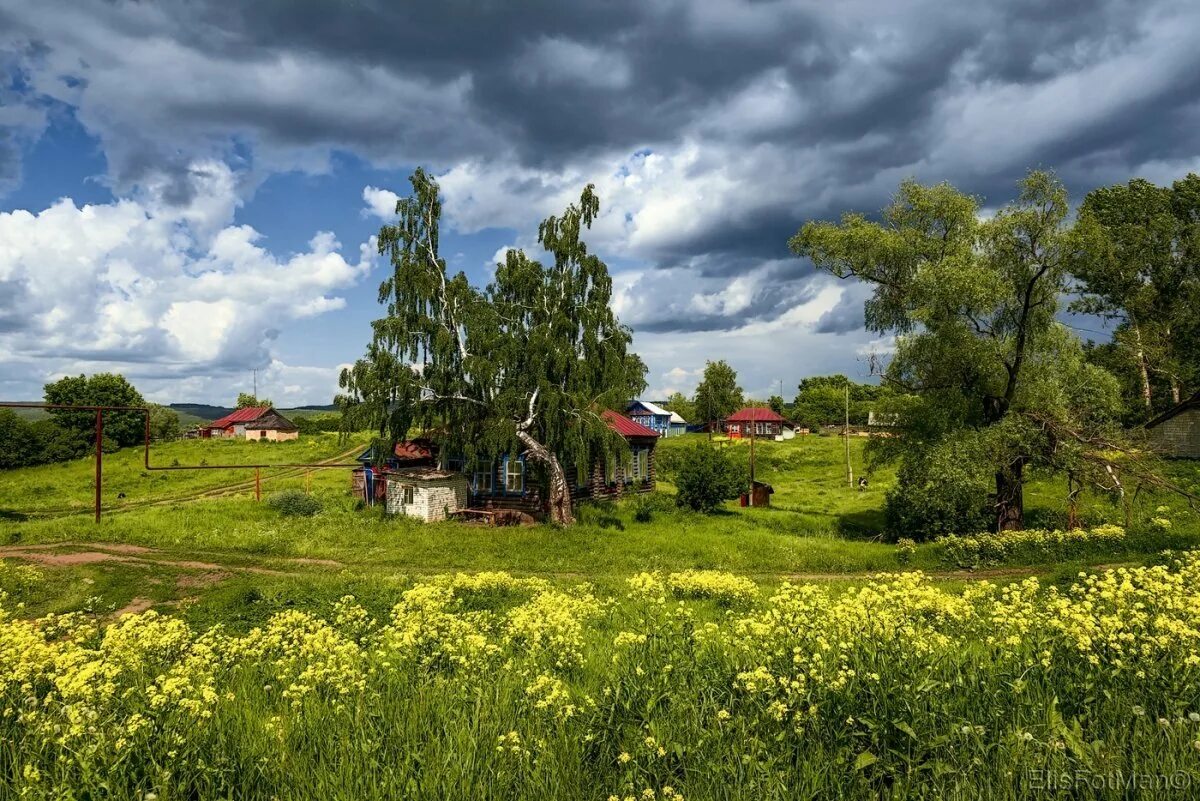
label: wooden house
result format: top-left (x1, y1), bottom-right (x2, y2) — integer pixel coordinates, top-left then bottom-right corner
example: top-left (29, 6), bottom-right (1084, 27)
top-left (667, 411), bottom-right (689, 437)
top-left (627, 400), bottom-right (673, 437)
top-left (1146, 392), bottom-right (1200, 458)
top-left (467, 410), bottom-right (660, 513)
top-left (723, 407), bottom-right (789, 438)
top-left (352, 411), bottom-right (660, 519)
top-left (201, 406), bottom-right (298, 441)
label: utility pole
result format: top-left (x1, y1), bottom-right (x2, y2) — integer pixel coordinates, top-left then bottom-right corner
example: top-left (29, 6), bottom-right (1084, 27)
top-left (748, 415), bottom-right (756, 506)
top-left (253, 368), bottom-right (258, 401)
top-left (844, 384), bottom-right (854, 487)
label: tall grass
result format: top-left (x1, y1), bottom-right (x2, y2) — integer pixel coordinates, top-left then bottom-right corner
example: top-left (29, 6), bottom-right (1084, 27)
top-left (3, 561), bottom-right (1200, 799)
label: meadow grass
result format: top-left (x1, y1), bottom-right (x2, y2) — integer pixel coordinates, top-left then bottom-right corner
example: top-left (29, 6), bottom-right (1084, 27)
top-left (2, 434), bottom-right (1200, 798)
top-left (0, 432), bottom-right (369, 516)
top-left (3, 560), bottom-right (1200, 800)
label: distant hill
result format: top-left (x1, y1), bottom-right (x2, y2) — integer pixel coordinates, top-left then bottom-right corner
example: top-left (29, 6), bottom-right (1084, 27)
top-left (168, 403), bottom-right (338, 422)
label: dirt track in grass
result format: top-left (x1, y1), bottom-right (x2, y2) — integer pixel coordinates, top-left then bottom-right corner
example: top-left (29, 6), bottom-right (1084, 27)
top-left (0, 541), bottom-right (342, 575)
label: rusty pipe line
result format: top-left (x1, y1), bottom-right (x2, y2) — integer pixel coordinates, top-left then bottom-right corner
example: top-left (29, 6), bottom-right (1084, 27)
top-left (0, 402), bottom-right (360, 521)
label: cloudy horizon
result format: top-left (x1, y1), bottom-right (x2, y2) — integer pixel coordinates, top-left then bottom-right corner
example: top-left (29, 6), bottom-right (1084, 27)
top-left (2, 0), bottom-right (1199, 406)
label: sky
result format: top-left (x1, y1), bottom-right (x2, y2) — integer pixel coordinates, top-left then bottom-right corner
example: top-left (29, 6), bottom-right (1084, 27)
top-left (1, 0), bottom-right (1199, 407)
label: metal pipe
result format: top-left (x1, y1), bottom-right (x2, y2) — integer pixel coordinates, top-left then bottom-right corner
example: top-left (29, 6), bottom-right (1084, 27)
top-left (0, 401), bottom-right (361, 521)
top-left (94, 408), bottom-right (103, 524)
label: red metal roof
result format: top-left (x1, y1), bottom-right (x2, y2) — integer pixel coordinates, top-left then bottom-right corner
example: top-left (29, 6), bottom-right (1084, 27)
top-left (393, 439), bottom-right (435, 460)
top-left (205, 406), bottom-right (271, 430)
top-left (602, 409), bottom-right (660, 438)
top-left (726, 406), bottom-right (787, 423)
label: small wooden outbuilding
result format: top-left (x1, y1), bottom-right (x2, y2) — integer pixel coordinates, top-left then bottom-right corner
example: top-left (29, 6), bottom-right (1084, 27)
top-left (384, 467), bottom-right (469, 522)
top-left (1145, 392), bottom-right (1200, 459)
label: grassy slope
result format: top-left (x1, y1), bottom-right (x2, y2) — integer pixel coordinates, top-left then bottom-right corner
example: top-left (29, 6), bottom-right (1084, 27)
top-left (1, 432), bottom-right (1197, 626)
top-left (0, 433), bottom-right (369, 516)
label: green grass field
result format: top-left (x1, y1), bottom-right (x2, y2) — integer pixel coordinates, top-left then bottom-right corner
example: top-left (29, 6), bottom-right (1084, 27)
top-left (2, 433), bottom-right (1199, 799)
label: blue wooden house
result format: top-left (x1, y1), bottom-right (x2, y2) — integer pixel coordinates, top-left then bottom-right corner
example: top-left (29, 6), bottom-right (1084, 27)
top-left (627, 400), bottom-right (673, 437)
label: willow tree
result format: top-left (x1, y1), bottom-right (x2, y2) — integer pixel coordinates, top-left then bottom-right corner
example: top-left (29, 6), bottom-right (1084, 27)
top-left (791, 172), bottom-right (1083, 531)
top-left (337, 168), bottom-right (645, 524)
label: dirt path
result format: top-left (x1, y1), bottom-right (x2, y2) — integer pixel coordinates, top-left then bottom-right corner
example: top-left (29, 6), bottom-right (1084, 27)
top-left (0, 540), bottom-right (1130, 586)
top-left (0, 541), bottom-right (343, 575)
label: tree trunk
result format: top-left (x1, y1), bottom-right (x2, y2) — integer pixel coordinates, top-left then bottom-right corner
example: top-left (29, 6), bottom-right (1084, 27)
top-left (1066, 471), bottom-right (1081, 530)
top-left (515, 429), bottom-right (575, 525)
top-left (1132, 322), bottom-right (1153, 410)
top-left (994, 458), bottom-right (1025, 532)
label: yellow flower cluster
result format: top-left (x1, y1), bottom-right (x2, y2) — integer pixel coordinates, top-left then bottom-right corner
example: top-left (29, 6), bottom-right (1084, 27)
top-left (665, 570), bottom-right (758, 607)
top-left (4, 556), bottom-right (1200, 797)
top-left (939, 524), bottom-right (1126, 568)
top-left (629, 570), bottom-right (757, 607)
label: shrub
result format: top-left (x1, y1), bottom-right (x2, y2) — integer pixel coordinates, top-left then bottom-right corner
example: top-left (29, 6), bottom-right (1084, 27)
top-left (267, 489), bottom-right (323, 517)
top-left (895, 538), bottom-right (917, 565)
top-left (884, 444), bottom-right (991, 542)
top-left (673, 444), bottom-right (746, 513)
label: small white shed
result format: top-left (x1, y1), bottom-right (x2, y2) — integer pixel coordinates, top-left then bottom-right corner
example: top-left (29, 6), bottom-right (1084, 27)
top-left (385, 468), bottom-right (469, 522)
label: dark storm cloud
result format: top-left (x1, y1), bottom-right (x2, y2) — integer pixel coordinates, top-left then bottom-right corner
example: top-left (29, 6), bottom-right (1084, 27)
top-left (2, 0), bottom-right (1199, 339)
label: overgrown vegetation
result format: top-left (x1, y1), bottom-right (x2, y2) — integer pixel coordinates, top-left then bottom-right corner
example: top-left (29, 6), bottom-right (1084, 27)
top-left (267, 490), bottom-right (323, 517)
top-left (5, 560), bottom-right (1200, 799)
top-left (670, 443), bottom-right (746, 512)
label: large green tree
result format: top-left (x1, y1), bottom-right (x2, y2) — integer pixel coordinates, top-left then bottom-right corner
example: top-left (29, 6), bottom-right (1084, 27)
top-left (792, 172), bottom-right (1124, 532)
top-left (237, 393), bottom-right (274, 409)
top-left (662, 391), bottom-right (695, 425)
top-left (43, 373), bottom-right (146, 449)
top-left (337, 169), bottom-right (645, 525)
top-left (1071, 175), bottom-right (1200, 418)
top-left (693, 360), bottom-right (743, 437)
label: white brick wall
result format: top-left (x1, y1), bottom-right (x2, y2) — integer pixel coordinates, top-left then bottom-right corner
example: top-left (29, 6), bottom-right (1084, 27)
top-left (386, 477), bottom-right (469, 521)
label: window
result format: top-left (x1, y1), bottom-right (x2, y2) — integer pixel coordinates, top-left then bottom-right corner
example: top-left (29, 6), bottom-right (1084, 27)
top-left (504, 456), bottom-right (525, 494)
top-left (605, 455), bottom-right (617, 484)
top-left (401, 485), bottom-right (414, 505)
top-left (259, 430), bottom-right (266, 439)
top-left (629, 447), bottom-right (648, 481)
top-left (446, 455), bottom-right (465, 473)
top-left (472, 459), bottom-right (493, 493)
top-left (729, 423), bottom-right (740, 435)
top-left (576, 462), bottom-right (589, 488)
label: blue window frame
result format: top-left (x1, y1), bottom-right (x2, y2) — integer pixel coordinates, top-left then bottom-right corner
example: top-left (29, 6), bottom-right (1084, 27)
top-left (472, 458), bottom-right (494, 494)
top-left (502, 454), bottom-right (525, 495)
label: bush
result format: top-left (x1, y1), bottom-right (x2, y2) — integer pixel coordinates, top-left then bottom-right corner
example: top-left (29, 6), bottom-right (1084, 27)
top-left (884, 444), bottom-right (991, 542)
top-left (673, 444), bottom-right (746, 513)
top-left (267, 490), bottom-right (323, 517)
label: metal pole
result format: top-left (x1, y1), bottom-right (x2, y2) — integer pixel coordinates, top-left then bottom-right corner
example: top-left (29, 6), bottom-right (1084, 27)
top-left (749, 416), bottom-right (756, 506)
top-left (94, 408), bottom-right (103, 523)
top-left (844, 384), bottom-right (854, 488)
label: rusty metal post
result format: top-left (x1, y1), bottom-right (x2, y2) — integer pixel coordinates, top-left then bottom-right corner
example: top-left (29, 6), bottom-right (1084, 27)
top-left (94, 408), bottom-right (103, 523)
top-left (255, 468), bottom-right (261, 501)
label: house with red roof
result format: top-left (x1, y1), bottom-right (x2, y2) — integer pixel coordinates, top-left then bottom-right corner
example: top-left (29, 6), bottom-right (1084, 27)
top-left (723, 406), bottom-right (790, 439)
top-left (201, 406), bottom-right (299, 441)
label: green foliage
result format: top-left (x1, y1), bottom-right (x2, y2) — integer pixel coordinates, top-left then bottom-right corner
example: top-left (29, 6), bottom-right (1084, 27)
top-left (792, 172), bottom-right (1146, 532)
top-left (693, 360), bottom-right (743, 428)
top-left (237, 393), bottom-right (274, 409)
top-left (294, 413), bottom-right (343, 434)
top-left (338, 168), bottom-right (645, 523)
top-left (661, 391), bottom-right (695, 424)
top-left (767, 394), bottom-right (784, 415)
top-left (790, 374), bottom-right (891, 429)
top-left (148, 404), bottom-right (181, 442)
top-left (267, 489), bottom-right (323, 517)
top-left (1070, 174), bottom-right (1200, 421)
top-left (673, 443), bottom-right (747, 513)
top-left (883, 434), bottom-right (993, 541)
top-left (44, 373), bottom-right (146, 448)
